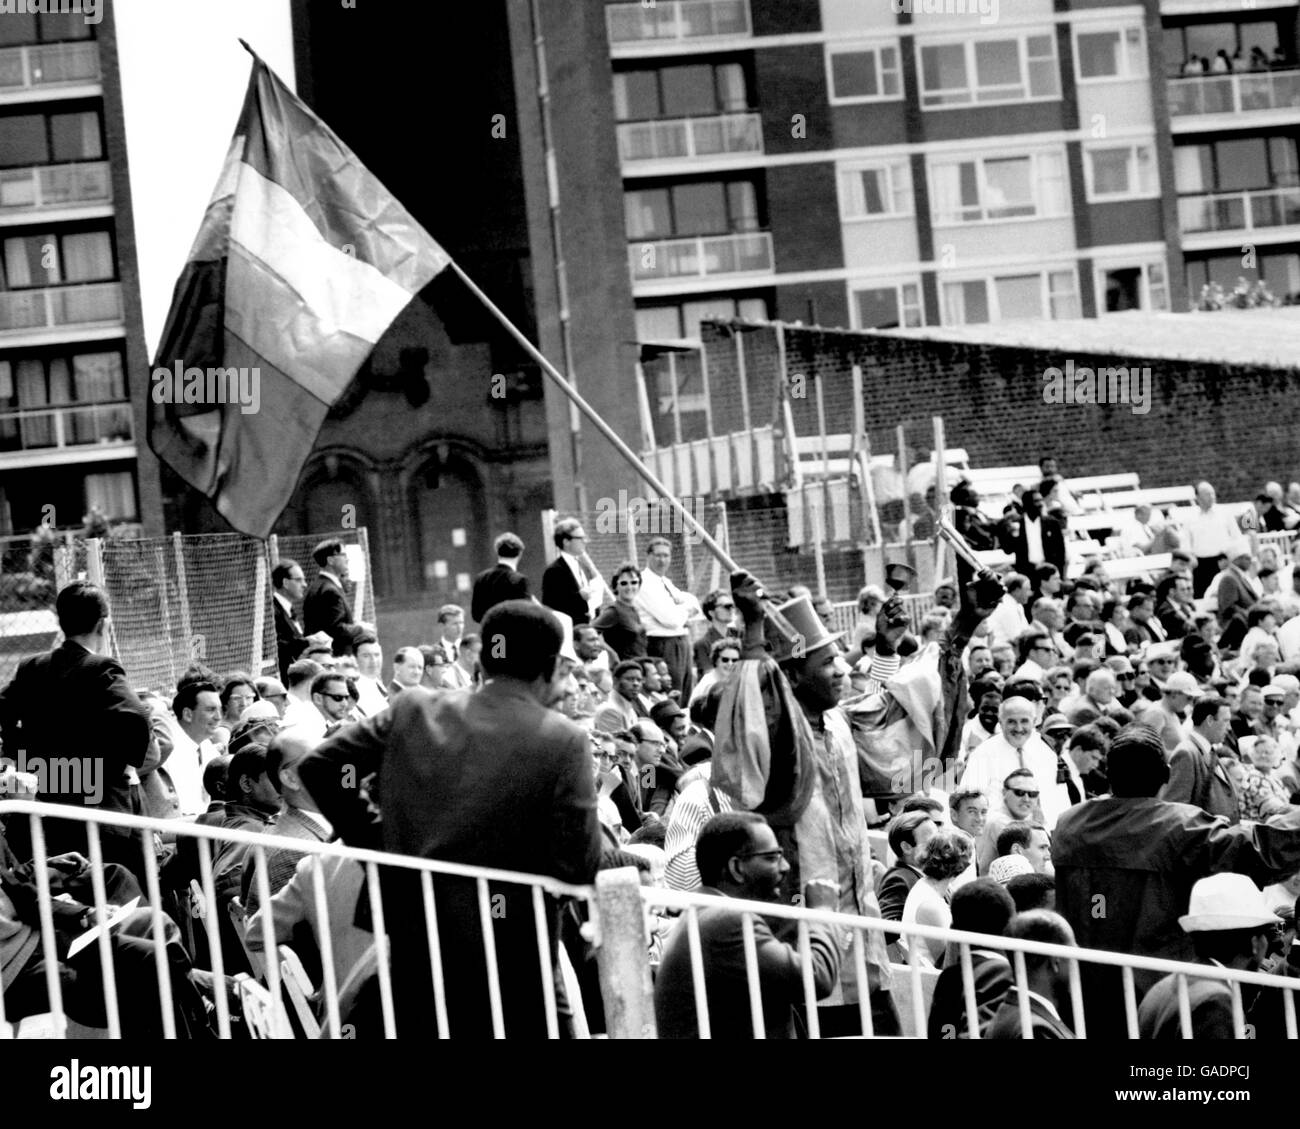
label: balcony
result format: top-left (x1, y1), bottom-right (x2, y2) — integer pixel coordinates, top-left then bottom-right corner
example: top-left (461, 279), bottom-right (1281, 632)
top-left (1178, 187), bottom-right (1300, 237)
top-left (630, 231), bottom-right (773, 287)
top-left (0, 162), bottom-right (111, 216)
top-left (0, 283), bottom-right (123, 336)
top-left (1168, 69), bottom-right (1300, 129)
top-left (607, 0), bottom-right (751, 47)
top-left (0, 42), bottom-right (99, 94)
top-left (0, 401), bottom-right (133, 458)
top-left (618, 112), bottom-right (763, 169)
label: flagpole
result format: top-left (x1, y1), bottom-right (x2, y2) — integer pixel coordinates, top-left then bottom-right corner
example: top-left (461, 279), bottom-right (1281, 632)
top-left (448, 260), bottom-right (743, 577)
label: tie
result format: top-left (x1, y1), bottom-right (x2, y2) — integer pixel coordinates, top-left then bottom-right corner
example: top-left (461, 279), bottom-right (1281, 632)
top-left (1057, 755), bottom-right (1082, 805)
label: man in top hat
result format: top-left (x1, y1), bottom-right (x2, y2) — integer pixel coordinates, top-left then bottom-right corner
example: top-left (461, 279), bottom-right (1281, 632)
top-left (1139, 874), bottom-right (1282, 1039)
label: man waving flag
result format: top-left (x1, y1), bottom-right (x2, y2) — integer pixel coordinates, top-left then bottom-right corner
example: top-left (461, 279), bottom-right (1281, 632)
top-left (149, 45), bottom-right (450, 538)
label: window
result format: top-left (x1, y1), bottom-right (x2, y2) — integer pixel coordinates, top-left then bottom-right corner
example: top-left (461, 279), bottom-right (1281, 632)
top-left (930, 151), bottom-right (1067, 224)
top-left (854, 283), bottom-right (923, 329)
top-left (1075, 27), bottom-right (1147, 81)
top-left (1099, 263), bottom-right (1169, 313)
top-left (828, 44), bottom-right (902, 102)
top-left (942, 269), bottom-right (1078, 324)
top-left (625, 179), bottom-right (763, 240)
top-left (614, 61), bottom-right (750, 121)
top-left (919, 34), bottom-right (1059, 108)
top-left (0, 116), bottom-right (48, 167)
top-left (634, 294), bottom-right (770, 341)
top-left (1086, 144), bottom-right (1157, 201)
top-left (49, 111), bottom-right (101, 162)
top-left (840, 161), bottom-right (913, 219)
top-left (0, 110), bottom-right (103, 168)
top-left (1175, 138), bottom-right (1294, 194)
top-left (1, 228), bottom-right (114, 288)
top-left (0, 11), bottom-right (93, 46)
top-left (84, 472), bottom-right (137, 522)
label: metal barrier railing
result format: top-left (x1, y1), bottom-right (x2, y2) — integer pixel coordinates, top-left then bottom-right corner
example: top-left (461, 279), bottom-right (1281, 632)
top-left (4, 799), bottom-right (1297, 1040)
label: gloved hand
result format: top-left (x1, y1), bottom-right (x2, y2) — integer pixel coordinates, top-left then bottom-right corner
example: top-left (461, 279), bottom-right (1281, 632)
top-left (730, 570), bottom-right (767, 626)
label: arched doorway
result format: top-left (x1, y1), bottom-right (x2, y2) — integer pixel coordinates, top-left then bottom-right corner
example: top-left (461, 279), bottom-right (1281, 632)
top-left (277, 453), bottom-right (376, 539)
top-left (408, 447), bottom-right (490, 609)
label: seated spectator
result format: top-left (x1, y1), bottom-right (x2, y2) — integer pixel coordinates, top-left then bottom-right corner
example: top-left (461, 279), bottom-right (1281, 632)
top-left (901, 826), bottom-right (975, 967)
top-left (926, 878), bottom-right (1016, 1039)
top-left (992, 820), bottom-right (1053, 876)
top-left (654, 812), bottom-right (840, 1038)
top-left (693, 588), bottom-right (737, 675)
top-left (1006, 872), bottom-right (1056, 913)
top-left (388, 647), bottom-right (424, 697)
top-left (1238, 736), bottom-right (1290, 822)
top-left (594, 660), bottom-right (646, 733)
top-left (877, 811), bottom-right (937, 922)
top-left (985, 911), bottom-right (1078, 1039)
top-left (988, 854), bottom-right (1034, 885)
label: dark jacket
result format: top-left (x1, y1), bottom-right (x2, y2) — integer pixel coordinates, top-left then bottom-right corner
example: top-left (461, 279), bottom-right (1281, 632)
top-left (1163, 735), bottom-right (1240, 823)
top-left (471, 563), bottom-right (530, 624)
top-left (1012, 512), bottom-right (1067, 576)
top-left (593, 601), bottom-right (647, 661)
top-left (303, 575), bottom-right (354, 656)
top-left (986, 990), bottom-right (1075, 1039)
top-left (927, 949), bottom-right (1013, 1039)
top-left (274, 596), bottom-right (310, 680)
top-left (297, 678), bottom-right (602, 1038)
top-left (876, 863), bottom-right (920, 922)
top-left (540, 557), bottom-right (590, 626)
top-left (1139, 972), bottom-right (1236, 1039)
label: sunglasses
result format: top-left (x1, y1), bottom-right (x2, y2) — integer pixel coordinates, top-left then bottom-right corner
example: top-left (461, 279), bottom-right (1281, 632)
top-left (716, 603), bottom-right (735, 611)
top-left (1008, 787), bottom-right (1040, 799)
top-left (737, 848), bottom-right (785, 863)
top-left (320, 692), bottom-right (350, 703)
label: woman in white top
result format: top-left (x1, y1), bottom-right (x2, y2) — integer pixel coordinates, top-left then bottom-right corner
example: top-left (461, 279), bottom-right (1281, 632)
top-left (901, 826), bottom-right (975, 968)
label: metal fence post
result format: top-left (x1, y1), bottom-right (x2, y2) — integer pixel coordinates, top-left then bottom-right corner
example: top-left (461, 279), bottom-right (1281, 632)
top-left (593, 867), bottom-right (656, 1039)
top-left (85, 537), bottom-right (117, 661)
top-left (172, 531), bottom-right (192, 665)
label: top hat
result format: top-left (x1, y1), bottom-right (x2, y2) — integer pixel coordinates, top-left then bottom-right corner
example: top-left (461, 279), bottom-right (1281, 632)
top-left (768, 595), bottom-right (841, 664)
top-left (884, 562), bottom-right (917, 592)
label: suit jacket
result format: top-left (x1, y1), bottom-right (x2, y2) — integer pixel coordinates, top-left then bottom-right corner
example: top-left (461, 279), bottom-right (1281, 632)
top-left (241, 805), bottom-right (329, 915)
top-left (1163, 735), bottom-right (1240, 823)
top-left (471, 563), bottom-right (530, 624)
top-left (1215, 567), bottom-right (1257, 648)
top-left (274, 596), bottom-right (310, 680)
top-left (0, 640), bottom-right (149, 813)
top-left (1156, 599), bottom-right (1196, 640)
top-left (296, 677), bottom-right (602, 1037)
top-left (876, 863), bottom-right (921, 922)
top-left (1013, 513), bottom-right (1067, 576)
top-left (927, 949), bottom-right (1013, 1038)
top-left (986, 990), bottom-right (1075, 1039)
top-left (541, 557), bottom-right (590, 626)
top-left (303, 575), bottom-right (354, 656)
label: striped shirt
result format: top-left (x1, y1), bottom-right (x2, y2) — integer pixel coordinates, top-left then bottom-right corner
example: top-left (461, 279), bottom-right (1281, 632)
top-left (665, 771), bottom-right (734, 891)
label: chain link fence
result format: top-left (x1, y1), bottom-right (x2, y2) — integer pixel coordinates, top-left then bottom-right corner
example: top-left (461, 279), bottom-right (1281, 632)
top-left (0, 529), bottom-right (375, 697)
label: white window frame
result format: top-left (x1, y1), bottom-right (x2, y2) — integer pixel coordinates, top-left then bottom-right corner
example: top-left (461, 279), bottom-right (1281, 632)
top-left (1095, 260), bottom-right (1170, 314)
top-left (929, 149), bottom-right (1070, 227)
top-left (1084, 142), bottom-right (1160, 202)
top-left (940, 267), bottom-right (1079, 325)
top-left (826, 42), bottom-right (903, 105)
top-left (1073, 24), bottom-right (1148, 84)
top-left (917, 32), bottom-right (1060, 110)
top-left (838, 160), bottom-right (914, 221)
top-left (851, 280), bottom-right (925, 330)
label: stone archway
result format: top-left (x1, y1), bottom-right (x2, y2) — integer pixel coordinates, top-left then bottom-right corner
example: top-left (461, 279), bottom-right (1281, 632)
top-left (403, 442), bottom-right (491, 609)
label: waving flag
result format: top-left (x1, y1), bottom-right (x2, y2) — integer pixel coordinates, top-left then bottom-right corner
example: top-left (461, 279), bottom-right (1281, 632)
top-left (149, 48), bottom-right (450, 538)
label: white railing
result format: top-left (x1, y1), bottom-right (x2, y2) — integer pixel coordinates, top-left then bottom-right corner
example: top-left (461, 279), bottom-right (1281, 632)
top-left (629, 231), bottom-right (773, 282)
top-left (607, 0), bottom-right (751, 44)
top-left (1168, 68), bottom-right (1300, 118)
top-left (0, 401), bottom-right (132, 452)
top-left (618, 112), bottom-right (763, 163)
top-left (0, 282), bottom-right (123, 333)
top-left (1177, 187), bottom-right (1300, 234)
top-left (0, 42), bottom-right (99, 91)
top-left (3, 799), bottom-right (1296, 1040)
top-left (0, 161), bottom-right (111, 211)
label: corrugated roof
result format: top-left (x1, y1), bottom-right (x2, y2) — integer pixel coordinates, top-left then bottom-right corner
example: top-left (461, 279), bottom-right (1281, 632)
top-left (875, 308), bottom-right (1300, 370)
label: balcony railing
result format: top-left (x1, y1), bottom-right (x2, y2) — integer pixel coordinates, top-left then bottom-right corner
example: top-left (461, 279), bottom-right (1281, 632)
top-left (607, 0), bottom-right (751, 44)
top-left (629, 231), bottom-right (773, 282)
top-left (0, 161), bottom-right (111, 212)
top-left (1178, 187), bottom-right (1300, 234)
top-left (0, 401), bottom-right (132, 454)
top-left (0, 282), bottom-right (123, 333)
top-left (1168, 68), bottom-right (1300, 118)
top-left (0, 42), bottom-right (99, 91)
top-left (618, 111), bottom-right (763, 163)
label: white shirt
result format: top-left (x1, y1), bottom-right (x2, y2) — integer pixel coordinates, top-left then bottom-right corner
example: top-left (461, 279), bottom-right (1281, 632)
top-left (635, 569), bottom-right (699, 637)
top-left (1278, 615), bottom-right (1300, 662)
top-left (986, 595), bottom-right (1029, 650)
top-left (318, 569), bottom-right (344, 590)
top-left (274, 590), bottom-right (298, 626)
top-left (167, 720), bottom-right (219, 816)
top-left (960, 732), bottom-right (1066, 830)
top-left (354, 675), bottom-right (388, 717)
top-left (281, 696), bottom-right (327, 742)
top-left (1183, 506), bottom-right (1241, 559)
top-left (1023, 516), bottom-right (1045, 566)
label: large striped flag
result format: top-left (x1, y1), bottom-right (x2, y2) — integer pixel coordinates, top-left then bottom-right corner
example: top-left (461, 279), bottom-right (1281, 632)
top-left (149, 50), bottom-right (450, 538)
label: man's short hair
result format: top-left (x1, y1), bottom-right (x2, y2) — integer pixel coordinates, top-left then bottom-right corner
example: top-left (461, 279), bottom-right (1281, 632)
top-left (552, 517), bottom-right (583, 550)
top-left (612, 659), bottom-right (643, 681)
top-left (1068, 724), bottom-right (1109, 754)
top-left (437, 605), bottom-right (464, 624)
top-left (701, 588), bottom-right (728, 617)
top-left (55, 580), bottom-right (108, 637)
top-left (948, 787), bottom-right (986, 818)
top-left (1192, 695), bottom-right (1229, 726)
top-left (888, 811), bottom-right (934, 858)
top-left (1004, 910), bottom-right (1075, 972)
top-left (227, 744), bottom-right (269, 797)
top-left (312, 539), bottom-right (344, 568)
top-left (1003, 572), bottom-right (1029, 595)
top-left (1003, 679), bottom-right (1044, 704)
top-left (1072, 658), bottom-right (1100, 683)
top-left (479, 600), bottom-right (564, 682)
top-left (950, 878), bottom-right (1016, 936)
top-left (695, 811), bottom-right (768, 888)
top-left (310, 671), bottom-right (346, 697)
top-left (202, 754), bottom-right (231, 802)
top-left (271, 559), bottom-right (301, 590)
top-left (645, 536), bottom-right (672, 556)
top-left (1106, 724), bottom-right (1170, 797)
top-left (1033, 563), bottom-right (1059, 585)
top-left (285, 659), bottom-right (323, 689)
top-left (1005, 873), bottom-right (1055, 914)
top-left (1003, 768), bottom-right (1035, 791)
top-left (1016, 630), bottom-right (1050, 664)
top-left (393, 646), bottom-right (423, 667)
top-left (172, 680), bottom-right (218, 720)
top-left (264, 731), bottom-right (307, 794)
top-left (494, 532), bottom-right (524, 559)
top-left (899, 794), bottom-right (945, 819)
top-left (996, 820), bottom-right (1035, 857)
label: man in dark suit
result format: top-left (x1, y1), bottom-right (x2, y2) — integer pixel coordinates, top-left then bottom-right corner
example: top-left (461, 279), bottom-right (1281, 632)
top-left (985, 910), bottom-right (1077, 1039)
top-left (273, 558), bottom-right (332, 681)
top-left (1012, 489), bottom-right (1066, 578)
top-left (541, 517), bottom-right (592, 626)
top-left (303, 539), bottom-right (355, 656)
top-left (471, 531), bottom-right (530, 624)
top-left (1215, 542), bottom-right (1259, 650)
top-left (927, 879), bottom-right (1016, 1038)
top-left (297, 600), bottom-right (602, 1038)
top-left (877, 811), bottom-right (935, 921)
top-left (1163, 695), bottom-right (1243, 823)
top-left (0, 581), bottom-right (151, 873)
